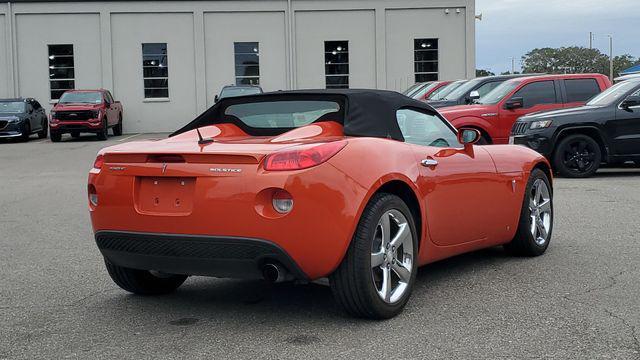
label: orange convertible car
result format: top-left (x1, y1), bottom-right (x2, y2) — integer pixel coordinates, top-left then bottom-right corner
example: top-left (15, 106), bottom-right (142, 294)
top-left (88, 90), bottom-right (554, 319)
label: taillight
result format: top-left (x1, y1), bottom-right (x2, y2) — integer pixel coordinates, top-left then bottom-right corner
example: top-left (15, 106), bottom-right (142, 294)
top-left (272, 189), bottom-right (293, 214)
top-left (264, 141), bottom-right (347, 171)
top-left (93, 154), bottom-right (104, 169)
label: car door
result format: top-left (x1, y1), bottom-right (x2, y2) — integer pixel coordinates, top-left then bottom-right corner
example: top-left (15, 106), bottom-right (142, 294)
top-left (24, 102), bottom-right (38, 130)
top-left (397, 108), bottom-right (502, 246)
top-left (103, 91), bottom-right (115, 126)
top-left (607, 88), bottom-right (640, 156)
top-left (497, 80), bottom-right (561, 141)
top-left (31, 100), bottom-right (45, 130)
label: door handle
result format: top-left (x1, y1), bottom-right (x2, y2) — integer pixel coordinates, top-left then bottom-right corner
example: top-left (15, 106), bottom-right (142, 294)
top-left (421, 158), bottom-right (438, 167)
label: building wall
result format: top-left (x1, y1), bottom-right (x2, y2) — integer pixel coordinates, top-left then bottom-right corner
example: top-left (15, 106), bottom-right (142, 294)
top-left (4, 0), bottom-right (475, 133)
top-left (111, 13), bottom-right (197, 133)
top-left (385, 8), bottom-right (468, 92)
top-left (15, 13), bottom-right (102, 108)
top-left (294, 10), bottom-right (377, 89)
top-left (204, 11), bottom-right (288, 107)
top-left (0, 10), bottom-right (9, 98)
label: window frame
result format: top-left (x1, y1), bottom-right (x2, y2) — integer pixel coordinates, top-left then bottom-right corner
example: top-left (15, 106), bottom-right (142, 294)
top-left (563, 78), bottom-right (601, 103)
top-left (234, 42), bottom-right (260, 86)
top-left (324, 40), bottom-right (350, 89)
top-left (48, 44), bottom-right (76, 101)
top-left (396, 107), bottom-right (461, 148)
top-left (414, 38), bottom-right (439, 83)
top-left (142, 43), bottom-right (170, 100)
top-left (508, 80), bottom-right (559, 109)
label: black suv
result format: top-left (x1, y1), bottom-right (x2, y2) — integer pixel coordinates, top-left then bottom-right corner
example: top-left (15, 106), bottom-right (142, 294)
top-left (0, 98), bottom-right (48, 141)
top-left (510, 78), bottom-right (640, 177)
top-left (427, 74), bottom-right (532, 108)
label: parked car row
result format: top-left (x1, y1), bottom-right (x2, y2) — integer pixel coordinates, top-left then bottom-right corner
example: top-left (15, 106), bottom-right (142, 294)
top-left (0, 89), bottom-right (123, 143)
top-left (403, 72), bottom-right (635, 177)
top-left (1, 85), bottom-right (264, 143)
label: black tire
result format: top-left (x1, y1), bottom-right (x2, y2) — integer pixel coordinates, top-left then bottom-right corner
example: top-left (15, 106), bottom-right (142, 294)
top-left (553, 134), bottom-right (601, 178)
top-left (50, 130), bottom-right (62, 142)
top-left (70, 131), bottom-right (80, 138)
top-left (37, 121), bottom-right (48, 139)
top-left (113, 114), bottom-right (123, 136)
top-left (105, 259), bottom-right (188, 295)
top-left (21, 122), bottom-right (31, 142)
top-left (96, 121), bottom-right (108, 141)
top-left (505, 169), bottom-right (553, 256)
top-left (330, 193), bottom-right (418, 319)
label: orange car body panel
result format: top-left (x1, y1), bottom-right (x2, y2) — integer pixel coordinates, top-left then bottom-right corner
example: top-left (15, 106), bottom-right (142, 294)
top-left (89, 121), bottom-right (550, 280)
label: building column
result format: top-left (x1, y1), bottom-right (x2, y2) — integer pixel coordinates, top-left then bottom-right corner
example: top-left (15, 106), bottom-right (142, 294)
top-left (374, 6), bottom-right (386, 89)
top-left (7, 1), bottom-right (17, 96)
top-left (193, 10), bottom-right (207, 112)
top-left (99, 10), bottom-right (113, 91)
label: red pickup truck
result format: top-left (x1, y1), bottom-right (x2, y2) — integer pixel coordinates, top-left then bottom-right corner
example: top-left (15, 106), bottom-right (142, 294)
top-left (49, 89), bottom-right (123, 142)
top-left (438, 74), bottom-right (611, 144)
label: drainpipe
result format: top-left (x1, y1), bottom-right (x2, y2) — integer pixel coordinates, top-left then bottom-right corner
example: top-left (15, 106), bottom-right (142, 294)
top-left (7, 1), bottom-right (17, 97)
top-left (287, 0), bottom-right (295, 89)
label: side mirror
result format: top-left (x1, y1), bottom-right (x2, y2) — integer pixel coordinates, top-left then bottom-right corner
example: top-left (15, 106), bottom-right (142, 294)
top-left (214, 95), bottom-right (219, 103)
top-left (469, 90), bottom-right (480, 101)
top-left (458, 128), bottom-right (481, 145)
top-left (505, 97), bottom-right (524, 110)
top-left (621, 95), bottom-right (640, 110)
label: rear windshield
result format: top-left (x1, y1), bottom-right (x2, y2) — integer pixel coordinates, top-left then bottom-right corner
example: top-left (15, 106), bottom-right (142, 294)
top-left (59, 92), bottom-right (102, 104)
top-left (220, 87), bottom-right (262, 99)
top-left (0, 102), bottom-right (25, 113)
top-left (224, 100), bottom-right (341, 128)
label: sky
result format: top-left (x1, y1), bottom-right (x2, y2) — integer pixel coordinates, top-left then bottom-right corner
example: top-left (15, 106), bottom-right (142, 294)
top-left (476, 0), bottom-right (640, 73)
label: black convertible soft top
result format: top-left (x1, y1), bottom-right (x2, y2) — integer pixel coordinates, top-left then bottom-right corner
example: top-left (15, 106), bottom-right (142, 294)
top-left (170, 89), bottom-right (440, 141)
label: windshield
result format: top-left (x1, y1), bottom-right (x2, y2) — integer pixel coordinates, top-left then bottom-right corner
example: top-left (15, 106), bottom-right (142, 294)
top-left (428, 80), bottom-right (465, 100)
top-left (59, 92), bottom-right (102, 104)
top-left (403, 83), bottom-right (425, 96)
top-left (220, 87), bottom-right (262, 99)
top-left (224, 100), bottom-right (340, 128)
top-left (441, 78), bottom-right (484, 101)
top-left (478, 81), bottom-right (520, 105)
top-left (0, 102), bottom-right (25, 114)
top-left (587, 81), bottom-right (639, 106)
top-left (410, 82), bottom-right (440, 100)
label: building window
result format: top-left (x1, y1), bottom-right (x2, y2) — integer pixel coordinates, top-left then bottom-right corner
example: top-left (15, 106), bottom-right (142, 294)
top-left (142, 43), bottom-right (169, 99)
top-left (48, 44), bottom-right (75, 100)
top-left (325, 41), bottom-right (349, 89)
top-left (234, 42), bottom-right (260, 85)
top-left (414, 39), bottom-right (438, 82)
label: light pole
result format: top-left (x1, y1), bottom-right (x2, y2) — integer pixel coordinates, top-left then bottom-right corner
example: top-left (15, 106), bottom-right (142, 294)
top-left (606, 35), bottom-right (613, 81)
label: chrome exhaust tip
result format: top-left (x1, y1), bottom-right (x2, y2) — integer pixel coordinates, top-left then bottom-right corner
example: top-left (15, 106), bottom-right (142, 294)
top-left (262, 263), bottom-right (286, 283)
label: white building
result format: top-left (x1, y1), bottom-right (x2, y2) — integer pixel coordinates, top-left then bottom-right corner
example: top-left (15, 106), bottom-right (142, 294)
top-left (0, 0), bottom-right (475, 133)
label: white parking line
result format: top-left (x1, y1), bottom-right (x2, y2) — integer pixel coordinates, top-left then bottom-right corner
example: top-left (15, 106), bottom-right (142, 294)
top-left (33, 139), bottom-right (49, 144)
top-left (118, 133), bottom-right (141, 142)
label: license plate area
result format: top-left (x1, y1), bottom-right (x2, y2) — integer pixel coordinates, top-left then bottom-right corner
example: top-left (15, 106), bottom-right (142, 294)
top-left (135, 177), bottom-right (195, 216)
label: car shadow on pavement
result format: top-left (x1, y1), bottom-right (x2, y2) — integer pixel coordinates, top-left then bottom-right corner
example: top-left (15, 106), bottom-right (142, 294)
top-left (90, 247), bottom-right (516, 324)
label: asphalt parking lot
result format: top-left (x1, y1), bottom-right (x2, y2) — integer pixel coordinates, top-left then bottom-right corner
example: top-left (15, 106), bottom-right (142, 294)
top-left (1, 134), bottom-right (639, 359)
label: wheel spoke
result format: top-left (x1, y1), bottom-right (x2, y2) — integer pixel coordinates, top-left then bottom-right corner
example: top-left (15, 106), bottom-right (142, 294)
top-left (530, 214), bottom-right (537, 237)
top-left (537, 219), bottom-right (548, 239)
top-left (392, 261), bottom-right (411, 283)
top-left (534, 182), bottom-right (542, 205)
top-left (371, 251), bottom-right (385, 268)
top-left (538, 199), bottom-right (551, 214)
top-left (390, 223), bottom-right (410, 248)
top-left (380, 213), bottom-right (391, 247)
top-left (381, 266), bottom-right (392, 302)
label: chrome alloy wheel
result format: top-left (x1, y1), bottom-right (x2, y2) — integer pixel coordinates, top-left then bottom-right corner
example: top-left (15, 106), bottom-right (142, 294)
top-left (529, 179), bottom-right (552, 246)
top-left (371, 209), bottom-right (414, 304)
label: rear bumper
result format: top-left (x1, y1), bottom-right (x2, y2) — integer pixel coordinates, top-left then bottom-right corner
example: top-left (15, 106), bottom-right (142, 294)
top-left (96, 231), bottom-right (308, 280)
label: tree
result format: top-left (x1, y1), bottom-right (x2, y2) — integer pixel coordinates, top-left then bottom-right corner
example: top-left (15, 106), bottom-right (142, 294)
top-left (521, 46), bottom-right (640, 77)
top-left (476, 69), bottom-right (495, 77)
